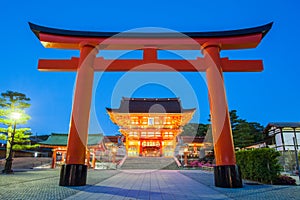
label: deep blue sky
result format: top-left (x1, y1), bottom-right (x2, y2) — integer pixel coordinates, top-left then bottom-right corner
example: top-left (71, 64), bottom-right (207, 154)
top-left (0, 0), bottom-right (299, 135)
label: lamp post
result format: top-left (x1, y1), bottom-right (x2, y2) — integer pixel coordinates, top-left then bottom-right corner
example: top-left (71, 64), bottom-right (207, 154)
top-left (293, 137), bottom-right (300, 181)
top-left (179, 149), bottom-right (183, 166)
top-left (184, 145), bottom-right (189, 167)
top-left (112, 146), bottom-right (117, 164)
top-left (2, 112), bottom-right (21, 174)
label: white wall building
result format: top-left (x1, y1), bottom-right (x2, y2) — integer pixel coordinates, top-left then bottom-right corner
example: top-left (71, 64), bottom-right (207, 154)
top-left (264, 122), bottom-right (300, 151)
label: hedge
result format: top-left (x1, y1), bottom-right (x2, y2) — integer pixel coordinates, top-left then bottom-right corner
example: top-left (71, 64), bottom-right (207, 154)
top-left (236, 148), bottom-right (282, 184)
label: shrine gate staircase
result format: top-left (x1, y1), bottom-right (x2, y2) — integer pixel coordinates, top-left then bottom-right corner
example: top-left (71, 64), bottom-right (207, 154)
top-left (120, 157), bottom-right (179, 170)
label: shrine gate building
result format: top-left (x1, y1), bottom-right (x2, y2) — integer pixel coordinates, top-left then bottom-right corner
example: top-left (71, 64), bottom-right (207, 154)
top-left (107, 97), bottom-right (195, 157)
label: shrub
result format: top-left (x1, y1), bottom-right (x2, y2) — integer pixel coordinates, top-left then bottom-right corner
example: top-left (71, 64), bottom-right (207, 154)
top-left (236, 148), bottom-right (282, 184)
top-left (188, 160), bottom-right (215, 168)
top-left (273, 175), bottom-right (296, 185)
top-left (189, 160), bottom-right (199, 167)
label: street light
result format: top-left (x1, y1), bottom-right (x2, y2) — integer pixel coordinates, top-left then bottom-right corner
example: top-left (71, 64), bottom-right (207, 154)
top-left (293, 137), bottom-right (300, 181)
top-left (111, 145), bottom-right (117, 164)
top-left (2, 111), bottom-right (21, 174)
top-left (184, 145), bottom-right (189, 167)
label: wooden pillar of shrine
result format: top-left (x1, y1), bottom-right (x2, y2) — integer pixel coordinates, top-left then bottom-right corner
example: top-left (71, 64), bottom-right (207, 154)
top-left (92, 150), bottom-right (96, 169)
top-left (51, 149), bottom-right (57, 168)
top-left (59, 43), bottom-right (98, 186)
top-left (204, 43), bottom-right (242, 188)
top-left (159, 140), bottom-right (163, 156)
top-left (86, 150), bottom-right (91, 168)
top-left (139, 140), bottom-right (143, 156)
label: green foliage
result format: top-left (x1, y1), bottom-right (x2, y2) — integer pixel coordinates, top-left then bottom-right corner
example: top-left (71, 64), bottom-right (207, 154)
top-left (233, 121), bottom-right (254, 148)
top-left (183, 110), bottom-right (265, 148)
top-left (0, 91), bottom-right (31, 126)
top-left (0, 133), bottom-right (6, 140)
top-left (229, 110), bottom-right (265, 148)
top-left (12, 128), bottom-right (39, 150)
top-left (0, 90), bottom-right (30, 108)
top-left (236, 148), bottom-right (282, 184)
top-left (181, 123), bottom-right (209, 137)
top-left (0, 90), bottom-right (36, 151)
top-left (206, 110), bottom-right (264, 148)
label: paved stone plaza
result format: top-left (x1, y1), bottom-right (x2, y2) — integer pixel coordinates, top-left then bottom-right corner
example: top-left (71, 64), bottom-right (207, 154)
top-left (0, 169), bottom-right (299, 200)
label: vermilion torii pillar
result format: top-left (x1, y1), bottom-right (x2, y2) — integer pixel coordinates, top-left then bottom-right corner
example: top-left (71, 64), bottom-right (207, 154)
top-left (204, 43), bottom-right (241, 187)
top-left (59, 43), bottom-right (98, 186)
top-left (30, 22), bottom-right (272, 187)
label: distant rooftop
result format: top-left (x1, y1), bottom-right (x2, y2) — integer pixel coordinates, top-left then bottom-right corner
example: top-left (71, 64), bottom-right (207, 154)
top-left (106, 97), bottom-right (195, 113)
top-left (39, 133), bottom-right (104, 146)
top-left (266, 122), bottom-right (300, 128)
top-left (264, 122), bottom-right (300, 134)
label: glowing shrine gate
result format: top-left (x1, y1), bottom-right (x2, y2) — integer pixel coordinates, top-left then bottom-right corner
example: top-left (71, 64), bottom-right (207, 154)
top-left (30, 22), bottom-right (272, 188)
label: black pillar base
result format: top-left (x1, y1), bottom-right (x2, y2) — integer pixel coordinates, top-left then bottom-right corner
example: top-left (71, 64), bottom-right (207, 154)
top-left (214, 165), bottom-right (243, 188)
top-left (59, 164), bottom-right (87, 186)
top-left (2, 169), bottom-right (14, 174)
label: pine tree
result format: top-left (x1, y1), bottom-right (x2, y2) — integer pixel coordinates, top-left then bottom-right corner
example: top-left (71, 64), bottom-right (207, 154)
top-left (229, 110), bottom-right (265, 148)
top-left (0, 91), bottom-right (36, 173)
top-left (181, 123), bottom-right (209, 137)
top-left (208, 110), bottom-right (265, 148)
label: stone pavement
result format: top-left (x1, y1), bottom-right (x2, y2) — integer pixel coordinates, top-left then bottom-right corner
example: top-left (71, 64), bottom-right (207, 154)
top-left (181, 170), bottom-right (300, 200)
top-left (65, 170), bottom-right (228, 200)
top-left (0, 169), bottom-right (119, 200)
top-left (0, 169), bottom-right (300, 199)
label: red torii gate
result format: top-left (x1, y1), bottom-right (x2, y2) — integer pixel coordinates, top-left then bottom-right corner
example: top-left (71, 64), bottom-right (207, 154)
top-left (30, 22), bottom-right (272, 188)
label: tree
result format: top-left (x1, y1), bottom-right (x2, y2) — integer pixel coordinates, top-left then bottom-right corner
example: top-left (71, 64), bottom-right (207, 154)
top-left (207, 110), bottom-right (265, 148)
top-left (249, 122), bottom-right (265, 143)
top-left (0, 91), bottom-right (35, 173)
top-left (229, 110), bottom-right (265, 148)
top-left (181, 110), bottom-right (265, 149)
top-left (197, 124), bottom-right (209, 137)
top-left (229, 110), bottom-right (242, 130)
top-left (181, 123), bottom-right (209, 137)
top-left (233, 121), bottom-right (256, 148)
